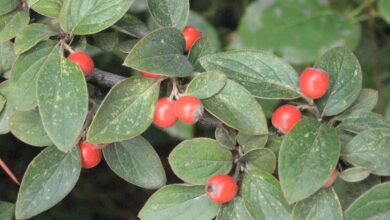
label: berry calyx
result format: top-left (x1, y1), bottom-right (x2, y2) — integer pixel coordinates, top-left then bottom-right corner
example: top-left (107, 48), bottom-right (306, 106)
top-left (154, 97), bottom-right (178, 128)
top-left (78, 141), bottom-right (102, 169)
top-left (174, 96), bottom-right (203, 124)
top-left (139, 70), bottom-right (161, 78)
top-left (206, 174), bottom-right (238, 203)
top-left (272, 104), bottom-right (302, 134)
top-left (322, 169), bottom-right (338, 189)
top-left (182, 26), bottom-right (202, 52)
top-left (68, 51), bottom-right (94, 76)
top-left (299, 68), bottom-right (330, 99)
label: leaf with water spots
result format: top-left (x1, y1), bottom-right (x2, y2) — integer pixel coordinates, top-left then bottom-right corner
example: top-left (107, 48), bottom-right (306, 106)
top-left (103, 136), bottom-right (166, 189)
top-left (27, 0), bottom-right (63, 18)
top-left (188, 37), bottom-right (217, 71)
top-left (0, 0), bottom-right (18, 16)
top-left (241, 169), bottom-right (291, 220)
top-left (240, 148), bottom-right (276, 174)
top-left (113, 13), bottom-right (149, 38)
top-left (123, 27), bottom-right (193, 77)
top-left (37, 47), bottom-right (88, 152)
top-left (339, 167), bottom-right (370, 183)
top-left (216, 197), bottom-right (252, 220)
top-left (0, 201), bottom-right (14, 220)
top-left (315, 47), bottom-right (362, 116)
top-left (87, 77), bottom-right (160, 144)
top-left (59, 0), bottom-right (134, 35)
top-left (199, 50), bottom-right (300, 99)
top-left (215, 126), bottom-right (237, 150)
top-left (292, 188), bottom-right (343, 220)
top-left (147, 0), bottom-right (189, 30)
top-left (279, 118), bottom-right (340, 204)
top-left (168, 138), bottom-right (233, 185)
top-left (237, 132), bottom-right (268, 153)
top-left (0, 41), bottom-right (16, 75)
top-left (0, 80), bottom-right (12, 134)
top-left (341, 128), bottom-right (390, 176)
top-left (339, 89), bottom-right (378, 117)
top-left (337, 112), bottom-right (390, 134)
top-left (15, 146), bottom-right (81, 220)
top-left (202, 79), bottom-right (268, 135)
top-left (185, 71), bottom-right (227, 99)
top-left (0, 10), bottom-right (29, 43)
top-left (138, 184), bottom-right (220, 220)
top-left (14, 23), bottom-right (57, 54)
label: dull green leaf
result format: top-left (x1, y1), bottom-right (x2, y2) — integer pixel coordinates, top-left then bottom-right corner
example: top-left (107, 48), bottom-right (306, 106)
top-left (185, 71), bottom-right (227, 99)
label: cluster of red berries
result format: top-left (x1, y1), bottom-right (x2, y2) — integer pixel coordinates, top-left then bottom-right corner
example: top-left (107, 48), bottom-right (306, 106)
top-left (154, 96), bottom-right (204, 128)
top-left (272, 68), bottom-right (330, 134)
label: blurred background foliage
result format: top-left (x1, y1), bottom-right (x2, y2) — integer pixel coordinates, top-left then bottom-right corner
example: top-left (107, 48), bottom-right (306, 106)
top-left (1, 0), bottom-right (390, 219)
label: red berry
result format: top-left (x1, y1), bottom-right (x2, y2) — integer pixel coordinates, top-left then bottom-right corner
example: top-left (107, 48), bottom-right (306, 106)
top-left (272, 104), bottom-right (302, 134)
top-left (182, 26), bottom-right (202, 52)
top-left (321, 169), bottom-right (337, 189)
top-left (206, 174), bottom-right (238, 203)
top-left (299, 68), bottom-right (329, 99)
top-left (79, 141), bottom-right (102, 169)
top-left (68, 51), bottom-right (94, 76)
top-left (154, 97), bottom-right (177, 128)
top-left (139, 70), bottom-right (160, 78)
top-left (174, 96), bottom-right (203, 124)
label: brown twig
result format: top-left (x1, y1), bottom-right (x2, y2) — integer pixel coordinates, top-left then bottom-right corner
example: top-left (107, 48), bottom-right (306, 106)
top-left (89, 68), bottom-right (126, 88)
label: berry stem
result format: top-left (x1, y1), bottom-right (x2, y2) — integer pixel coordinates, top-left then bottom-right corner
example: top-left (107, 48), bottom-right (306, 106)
top-left (302, 96), bottom-right (322, 121)
top-left (169, 78), bottom-right (180, 100)
top-left (61, 40), bottom-right (75, 54)
top-left (0, 158), bottom-right (20, 185)
top-left (232, 160), bottom-right (242, 181)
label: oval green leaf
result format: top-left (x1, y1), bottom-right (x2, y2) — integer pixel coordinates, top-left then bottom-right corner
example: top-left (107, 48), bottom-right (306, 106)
top-left (0, 80), bottom-right (12, 134)
top-left (103, 136), bottom-right (166, 189)
top-left (315, 47), bottom-right (362, 116)
top-left (9, 109), bottom-right (52, 147)
top-left (188, 37), bottom-right (217, 72)
top-left (138, 184), bottom-right (220, 220)
top-left (27, 0), bottom-right (63, 18)
top-left (215, 126), bottom-right (237, 150)
top-left (202, 79), bottom-right (268, 135)
top-left (59, 0), bottom-right (134, 35)
top-left (240, 148), bottom-right (276, 174)
top-left (341, 88), bottom-right (378, 116)
top-left (0, 0), bottom-right (18, 16)
top-left (339, 167), bottom-right (370, 183)
top-left (341, 128), bottom-right (390, 176)
top-left (0, 10), bottom-right (29, 43)
top-left (14, 23), bottom-right (57, 54)
top-left (87, 77), bottom-right (160, 144)
top-left (147, 0), bottom-right (189, 30)
top-left (0, 201), bottom-right (14, 220)
top-left (15, 146), bottom-right (81, 220)
top-left (168, 138), bottom-right (233, 185)
top-left (113, 13), bottom-right (149, 38)
top-left (185, 71), bottom-right (227, 99)
top-left (279, 118), bottom-right (340, 204)
top-left (292, 188), bottom-right (343, 220)
top-left (216, 197), bottom-right (252, 220)
top-left (0, 41), bottom-right (16, 75)
top-left (123, 27), bottom-right (193, 77)
top-left (337, 112), bottom-right (390, 134)
top-left (37, 47), bottom-right (88, 152)
top-left (237, 132), bottom-right (268, 153)
top-left (241, 169), bottom-right (291, 220)
top-left (199, 50), bottom-right (300, 99)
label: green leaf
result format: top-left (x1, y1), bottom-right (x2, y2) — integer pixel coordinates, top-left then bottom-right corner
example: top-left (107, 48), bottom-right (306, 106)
top-left (379, 0), bottom-right (390, 24)
top-left (316, 47), bottom-right (362, 116)
top-left (341, 88), bottom-right (378, 116)
top-left (168, 138), bottom-right (233, 185)
top-left (339, 167), bottom-right (370, 183)
top-left (200, 50), bottom-right (300, 99)
top-left (279, 118), bottom-right (340, 204)
top-left (0, 80), bottom-right (12, 134)
top-left (147, 0), bottom-right (189, 30)
top-left (0, 10), bottom-right (29, 43)
top-left (337, 112), bottom-right (390, 134)
top-left (185, 71), bottom-right (227, 99)
top-left (92, 30), bottom-right (118, 52)
top-left (266, 135), bottom-right (283, 157)
top-left (162, 120), bottom-right (194, 140)
top-left (10, 41), bottom-right (57, 111)
top-left (59, 0), bottom-right (134, 35)
top-left (15, 146), bottom-right (81, 219)
top-left (0, 95), bottom-right (5, 112)
top-left (237, 132), bottom-right (268, 153)
top-left (14, 23), bottom-right (57, 54)
top-left (113, 13), bottom-right (149, 38)
top-left (103, 136), bottom-right (166, 189)
top-left (341, 128), bottom-right (390, 176)
top-left (123, 27), bottom-right (193, 77)
top-left (188, 11), bottom-right (221, 50)
top-left (0, 0), bottom-right (18, 16)
top-left (118, 39), bottom-right (137, 53)
top-left (237, 1), bottom-right (360, 64)
top-left (215, 126), bottom-right (237, 150)
top-left (87, 77), bottom-right (160, 144)
top-left (0, 41), bottom-right (16, 75)
top-left (27, 0), bottom-right (63, 17)
top-left (188, 37), bottom-right (216, 72)
top-left (0, 201), bottom-right (14, 220)
top-left (241, 169), bottom-right (291, 220)
top-left (202, 79), bottom-right (268, 135)
top-left (139, 184), bottom-right (220, 220)
top-left (292, 188), bottom-right (343, 220)
top-left (216, 197), bottom-right (252, 220)
top-left (344, 182), bottom-right (390, 220)
top-left (9, 109), bottom-right (52, 147)
top-left (37, 47), bottom-right (88, 152)
top-left (240, 148), bottom-right (276, 174)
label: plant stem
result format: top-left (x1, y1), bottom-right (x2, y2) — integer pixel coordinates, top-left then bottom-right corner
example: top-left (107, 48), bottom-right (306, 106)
top-left (350, 0), bottom-right (377, 18)
top-left (61, 41), bottom-right (75, 54)
top-left (0, 158), bottom-right (20, 185)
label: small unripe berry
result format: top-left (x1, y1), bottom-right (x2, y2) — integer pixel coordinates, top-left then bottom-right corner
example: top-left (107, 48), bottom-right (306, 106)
top-left (174, 96), bottom-right (203, 124)
top-left (272, 104), bottom-right (302, 134)
top-left (68, 51), bottom-right (94, 76)
top-left (206, 174), bottom-right (238, 203)
top-left (139, 70), bottom-right (161, 78)
top-left (79, 141), bottom-right (102, 169)
top-left (182, 26), bottom-right (202, 52)
top-left (154, 97), bottom-right (177, 128)
top-left (321, 169), bottom-right (337, 189)
top-left (299, 68), bottom-right (329, 99)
